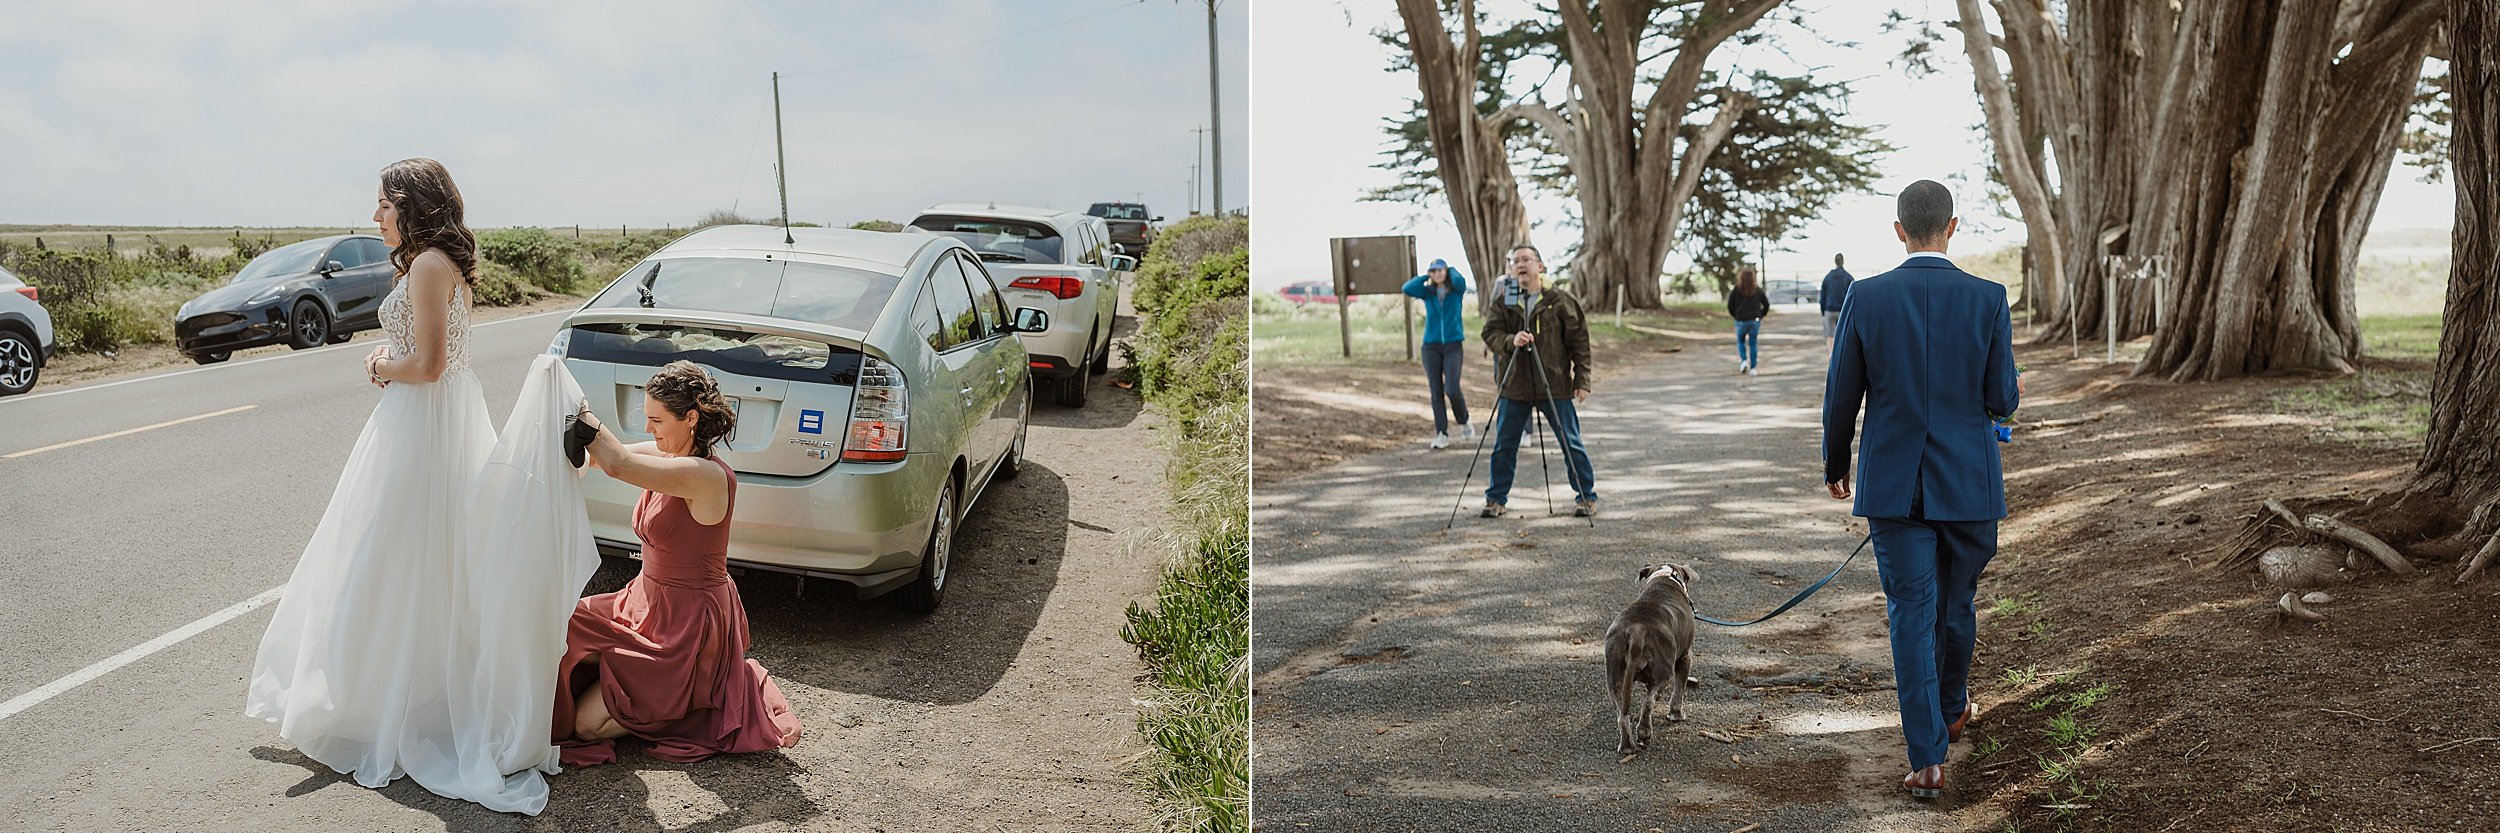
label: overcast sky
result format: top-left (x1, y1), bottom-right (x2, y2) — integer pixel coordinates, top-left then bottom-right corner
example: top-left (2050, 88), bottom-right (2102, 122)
top-left (1252, 1), bottom-right (2454, 291)
top-left (0, 0), bottom-right (1247, 229)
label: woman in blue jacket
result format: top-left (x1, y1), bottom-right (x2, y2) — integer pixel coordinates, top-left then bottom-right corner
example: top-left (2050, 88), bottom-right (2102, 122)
top-left (1403, 258), bottom-right (1471, 448)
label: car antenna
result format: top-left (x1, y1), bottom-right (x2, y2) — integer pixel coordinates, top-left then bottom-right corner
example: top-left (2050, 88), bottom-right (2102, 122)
top-left (773, 70), bottom-right (794, 246)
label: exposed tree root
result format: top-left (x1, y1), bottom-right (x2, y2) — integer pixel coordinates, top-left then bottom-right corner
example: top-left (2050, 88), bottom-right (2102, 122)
top-left (2455, 499), bottom-right (2500, 583)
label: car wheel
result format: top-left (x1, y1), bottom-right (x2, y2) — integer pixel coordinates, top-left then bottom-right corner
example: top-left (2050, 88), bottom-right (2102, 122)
top-left (1054, 367), bottom-right (1090, 408)
top-left (190, 350), bottom-right (231, 365)
top-left (326, 327), bottom-right (354, 345)
top-left (287, 300), bottom-right (330, 350)
top-left (899, 477), bottom-right (957, 614)
top-left (0, 328), bottom-right (39, 396)
top-left (1090, 322), bottom-right (1112, 373)
top-left (997, 391), bottom-right (1029, 481)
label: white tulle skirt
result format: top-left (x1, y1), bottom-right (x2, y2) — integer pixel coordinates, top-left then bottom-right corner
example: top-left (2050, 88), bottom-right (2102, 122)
top-left (246, 357), bottom-right (600, 815)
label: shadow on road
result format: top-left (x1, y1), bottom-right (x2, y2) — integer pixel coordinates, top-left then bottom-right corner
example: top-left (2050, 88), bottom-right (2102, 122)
top-left (578, 460), bottom-right (1076, 707)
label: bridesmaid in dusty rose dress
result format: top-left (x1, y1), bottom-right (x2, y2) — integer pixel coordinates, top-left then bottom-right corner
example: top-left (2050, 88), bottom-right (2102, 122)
top-left (555, 360), bottom-right (802, 766)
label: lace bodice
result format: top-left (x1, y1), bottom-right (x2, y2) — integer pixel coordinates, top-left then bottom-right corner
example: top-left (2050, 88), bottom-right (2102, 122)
top-left (380, 276), bottom-right (472, 375)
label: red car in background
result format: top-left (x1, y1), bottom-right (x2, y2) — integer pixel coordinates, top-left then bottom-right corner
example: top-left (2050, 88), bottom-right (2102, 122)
top-left (1279, 281), bottom-right (1338, 305)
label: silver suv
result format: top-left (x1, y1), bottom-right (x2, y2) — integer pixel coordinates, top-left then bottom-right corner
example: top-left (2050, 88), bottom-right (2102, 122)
top-left (0, 263), bottom-right (56, 396)
top-left (552, 225), bottom-right (1042, 612)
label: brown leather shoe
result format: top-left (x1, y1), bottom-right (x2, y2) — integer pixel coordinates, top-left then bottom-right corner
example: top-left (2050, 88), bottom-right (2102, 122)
top-left (1903, 764), bottom-right (1947, 799)
top-left (1947, 703), bottom-right (1974, 743)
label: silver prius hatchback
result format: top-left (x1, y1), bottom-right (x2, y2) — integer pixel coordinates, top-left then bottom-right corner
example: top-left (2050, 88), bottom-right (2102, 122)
top-left (551, 225), bottom-right (1043, 612)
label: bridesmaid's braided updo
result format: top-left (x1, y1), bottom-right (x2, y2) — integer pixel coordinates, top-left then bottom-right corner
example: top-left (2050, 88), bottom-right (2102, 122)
top-left (646, 360), bottom-right (737, 457)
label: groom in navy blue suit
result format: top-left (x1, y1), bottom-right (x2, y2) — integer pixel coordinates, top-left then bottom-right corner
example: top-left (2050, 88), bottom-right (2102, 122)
top-left (1821, 180), bottom-right (2020, 799)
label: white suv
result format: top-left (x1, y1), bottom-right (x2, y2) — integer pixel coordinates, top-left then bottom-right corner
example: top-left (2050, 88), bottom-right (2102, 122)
top-left (907, 204), bottom-right (1132, 407)
top-left (0, 264), bottom-right (55, 396)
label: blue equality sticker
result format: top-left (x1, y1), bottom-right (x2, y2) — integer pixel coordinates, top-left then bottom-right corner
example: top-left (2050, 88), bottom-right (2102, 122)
top-left (799, 409), bottom-right (825, 435)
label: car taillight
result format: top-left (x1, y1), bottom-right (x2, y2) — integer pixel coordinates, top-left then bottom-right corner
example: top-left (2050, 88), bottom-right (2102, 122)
top-left (842, 357), bottom-right (908, 463)
top-left (11, 287), bottom-right (33, 302)
top-left (1009, 275), bottom-right (1085, 300)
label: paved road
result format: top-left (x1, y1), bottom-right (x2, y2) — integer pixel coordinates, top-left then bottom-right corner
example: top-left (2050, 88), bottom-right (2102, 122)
top-left (1252, 313), bottom-right (1979, 832)
top-left (0, 305), bottom-right (1164, 831)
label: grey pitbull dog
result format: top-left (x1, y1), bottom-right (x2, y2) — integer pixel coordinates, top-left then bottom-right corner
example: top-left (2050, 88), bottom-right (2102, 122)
top-left (1605, 563), bottom-right (1698, 754)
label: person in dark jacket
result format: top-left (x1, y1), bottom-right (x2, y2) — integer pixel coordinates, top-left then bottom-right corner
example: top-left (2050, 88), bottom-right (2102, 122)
top-left (1822, 179), bottom-right (2021, 799)
top-left (1727, 266), bottom-right (1771, 375)
top-left (1480, 243), bottom-right (1597, 518)
top-left (1820, 253), bottom-right (1854, 348)
top-left (1402, 258), bottom-right (1472, 448)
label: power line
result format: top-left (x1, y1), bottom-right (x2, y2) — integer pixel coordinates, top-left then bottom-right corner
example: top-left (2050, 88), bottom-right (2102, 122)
top-left (776, 0), bottom-right (1148, 80)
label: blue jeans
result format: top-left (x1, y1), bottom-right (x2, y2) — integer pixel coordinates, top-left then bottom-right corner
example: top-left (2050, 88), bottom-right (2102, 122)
top-left (1734, 319), bottom-right (1762, 366)
top-left (1420, 341), bottom-right (1469, 433)
top-left (1869, 514), bottom-right (1998, 770)
top-left (1485, 397), bottom-right (1596, 505)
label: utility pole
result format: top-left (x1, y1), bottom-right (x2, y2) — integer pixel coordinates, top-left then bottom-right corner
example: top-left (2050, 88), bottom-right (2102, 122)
top-left (1203, 0), bottom-right (1222, 214)
top-left (1190, 124), bottom-right (1210, 215)
top-left (773, 71), bottom-right (793, 244)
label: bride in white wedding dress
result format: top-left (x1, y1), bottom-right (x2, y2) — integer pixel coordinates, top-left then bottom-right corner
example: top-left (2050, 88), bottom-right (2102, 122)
top-left (244, 158), bottom-right (598, 815)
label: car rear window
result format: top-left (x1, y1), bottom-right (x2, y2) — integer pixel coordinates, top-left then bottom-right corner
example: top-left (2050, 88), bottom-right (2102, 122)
top-left (1090, 204), bottom-right (1147, 220)
top-left (909, 216), bottom-right (1064, 265)
top-left (586, 256), bottom-right (900, 332)
top-left (566, 320), bottom-right (866, 385)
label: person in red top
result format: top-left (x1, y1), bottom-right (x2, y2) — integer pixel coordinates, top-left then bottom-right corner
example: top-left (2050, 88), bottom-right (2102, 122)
top-left (557, 360), bottom-right (803, 766)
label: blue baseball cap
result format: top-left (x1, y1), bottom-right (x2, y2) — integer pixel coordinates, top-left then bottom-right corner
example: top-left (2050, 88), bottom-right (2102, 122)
top-left (1429, 258), bottom-right (1449, 271)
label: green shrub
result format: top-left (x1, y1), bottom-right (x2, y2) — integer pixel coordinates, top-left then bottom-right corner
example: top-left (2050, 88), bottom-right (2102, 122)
top-left (849, 219), bottom-right (904, 232)
top-left (1121, 214), bottom-right (1248, 832)
top-left (469, 261), bottom-right (536, 307)
top-left (477, 227), bottom-right (588, 293)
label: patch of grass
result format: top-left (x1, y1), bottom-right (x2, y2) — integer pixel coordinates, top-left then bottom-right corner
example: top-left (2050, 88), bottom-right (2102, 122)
top-left (2001, 665), bottom-right (2041, 687)
top-left (2268, 368), bottom-right (2431, 449)
top-left (2358, 313), bottom-right (2444, 361)
top-left (2043, 713), bottom-right (2095, 746)
top-left (1971, 736), bottom-right (2008, 762)
top-left (1989, 595), bottom-right (2038, 618)
top-left (1252, 294), bottom-right (1719, 371)
top-left (2025, 619), bottom-right (2055, 642)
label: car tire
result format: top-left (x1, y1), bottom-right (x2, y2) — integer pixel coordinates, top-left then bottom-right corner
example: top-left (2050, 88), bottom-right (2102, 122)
top-left (898, 477), bottom-right (957, 614)
top-left (1054, 367), bottom-right (1089, 408)
top-left (0, 328), bottom-right (39, 396)
top-left (997, 392), bottom-right (1028, 482)
top-left (190, 350), bottom-right (231, 365)
top-left (287, 300), bottom-right (330, 350)
top-left (1090, 322), bottom-right (1112, 373)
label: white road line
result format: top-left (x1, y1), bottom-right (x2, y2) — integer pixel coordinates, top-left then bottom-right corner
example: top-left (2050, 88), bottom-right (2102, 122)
top-left (4, 404), bottom-right (257, 459)
top-left (0, 307), bottom-right (573, 405)
top-left (0, 586), bottom-right (284, 722)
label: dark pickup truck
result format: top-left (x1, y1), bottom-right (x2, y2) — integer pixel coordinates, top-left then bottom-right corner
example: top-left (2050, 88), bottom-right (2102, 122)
top-left (1085, 202), bottom-right (1162, 257)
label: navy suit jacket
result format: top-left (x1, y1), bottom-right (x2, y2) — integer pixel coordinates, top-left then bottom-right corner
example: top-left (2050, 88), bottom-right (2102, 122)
top-left (1821, 255), bottom-right (2019, 521)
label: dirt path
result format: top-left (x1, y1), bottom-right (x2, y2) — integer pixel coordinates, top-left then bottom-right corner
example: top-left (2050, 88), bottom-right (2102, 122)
top-left (1252, 312), bottom-right (1990, 831)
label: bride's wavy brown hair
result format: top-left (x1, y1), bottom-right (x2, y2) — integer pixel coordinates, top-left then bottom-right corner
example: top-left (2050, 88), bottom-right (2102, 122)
top-left (379, 158), bottom-right (478, 286)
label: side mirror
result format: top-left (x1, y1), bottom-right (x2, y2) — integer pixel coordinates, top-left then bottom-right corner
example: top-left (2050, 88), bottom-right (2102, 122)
top-left (320, 260), bottom-right (345, 276)
top-left (1011, 307), bottom-right (1050, 333)
top-left (1151, 216), bottom-right (1165, 223)
top-left (1108, 255), bottom-right (1139, 272)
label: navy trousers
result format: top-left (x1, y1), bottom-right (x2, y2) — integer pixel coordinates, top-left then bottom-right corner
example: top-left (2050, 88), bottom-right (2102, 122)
top-left (1869, 510), bottom-right (1997, 771)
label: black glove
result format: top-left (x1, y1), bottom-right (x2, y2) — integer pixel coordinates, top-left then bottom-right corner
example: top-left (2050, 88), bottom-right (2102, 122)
top-left (564, 406), bottom-right (602, 469)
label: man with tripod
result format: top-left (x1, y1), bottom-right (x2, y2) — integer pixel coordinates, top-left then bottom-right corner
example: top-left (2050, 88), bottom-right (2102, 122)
top-left (1478, 243), bottom-right (1597, 518)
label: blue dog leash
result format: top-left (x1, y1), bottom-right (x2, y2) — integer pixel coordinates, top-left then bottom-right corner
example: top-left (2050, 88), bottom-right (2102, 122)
top-left (1693, 534), bottom-right (1873, 627)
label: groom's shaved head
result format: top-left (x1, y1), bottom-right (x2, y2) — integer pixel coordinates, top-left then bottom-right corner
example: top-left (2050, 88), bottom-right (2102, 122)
top-left (1897, 180), bottom-right (1955, 244)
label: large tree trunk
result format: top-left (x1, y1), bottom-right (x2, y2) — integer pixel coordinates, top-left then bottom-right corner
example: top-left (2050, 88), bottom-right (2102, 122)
top-left (2139, 0), bottom-right (2438, 380)
top-left (1546, 0), bottom-right (1780, 311)
top-left (1962, 0), bottom-right (2437, 373)
top-left (1396, 0), bottom-right (1532, 314)
top-left (2424, 0), bottom-right (2500, 579)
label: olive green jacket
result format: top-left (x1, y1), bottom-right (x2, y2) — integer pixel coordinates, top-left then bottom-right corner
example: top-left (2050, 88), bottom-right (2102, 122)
top-left (1480, 282), bottom-right (1593, 400)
